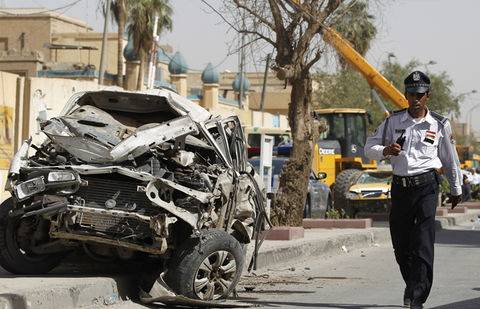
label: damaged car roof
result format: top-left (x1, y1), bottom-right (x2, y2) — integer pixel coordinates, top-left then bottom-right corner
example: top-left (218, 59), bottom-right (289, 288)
top-left (63, 88), bottom-right (212, 123)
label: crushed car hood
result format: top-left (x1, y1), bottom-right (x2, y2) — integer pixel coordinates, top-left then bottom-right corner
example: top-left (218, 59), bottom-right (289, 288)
top-left (40, 89), bottom-right (213, 164)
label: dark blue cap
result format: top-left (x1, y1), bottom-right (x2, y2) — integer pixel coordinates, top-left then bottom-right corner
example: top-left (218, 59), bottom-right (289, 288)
top-left (404, 71), bottom-right (431, 93)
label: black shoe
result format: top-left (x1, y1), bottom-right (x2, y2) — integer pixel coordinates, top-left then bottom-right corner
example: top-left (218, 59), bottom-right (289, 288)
top-left (403, 288), bottom-right (411, 307)
top-left (410, 304), bottom-right (423, 309)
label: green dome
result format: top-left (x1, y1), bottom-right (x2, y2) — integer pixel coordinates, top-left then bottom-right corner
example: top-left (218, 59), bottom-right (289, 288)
top-left (157, 48), bottom-right (170, 63)
top-left (201, 63), bottom-right (219, 84)
top-left (168, 52), bottom-right (188, 74)
top-left (232, 73), bottom-right (250, 92)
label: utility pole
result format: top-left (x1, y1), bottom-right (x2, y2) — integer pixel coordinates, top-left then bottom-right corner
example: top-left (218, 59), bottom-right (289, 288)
top-left (98, 0), bottom-right (111, 85)
top-left (260, 53), bottom-right (271, 127)
top-left (238, 12), bottom-right (246, 108)
top-left (238, 34), bottom-right (245, 108)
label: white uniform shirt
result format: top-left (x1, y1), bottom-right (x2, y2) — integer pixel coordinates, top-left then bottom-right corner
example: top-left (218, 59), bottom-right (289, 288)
top-left (365, 109), bottom-right (462, 196)
top-left (474, 173), bottom-right (480, 185)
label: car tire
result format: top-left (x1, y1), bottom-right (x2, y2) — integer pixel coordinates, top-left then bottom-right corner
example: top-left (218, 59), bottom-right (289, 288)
top-left (165, 229), bottom-right (245, 300)
top-left (333, 169), bottom-right (362, 218)
top-left (0, 198), bottom-right (65, 274)
top-left (303, 195), bottom-right (312, 218)
top-left (324, 195), bottom-right (333, 218)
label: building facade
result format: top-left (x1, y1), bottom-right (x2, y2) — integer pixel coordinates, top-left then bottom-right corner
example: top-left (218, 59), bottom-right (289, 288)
top-left (0, 7), bottom-right (120, 78)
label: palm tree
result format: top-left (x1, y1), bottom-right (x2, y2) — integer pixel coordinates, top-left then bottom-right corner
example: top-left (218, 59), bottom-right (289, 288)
top-left (127, 0), bottom-right (173, 90)
top-left (110, 0), bottom-right (128, 88)
top-left (330, 0), bottom-right (377, 69)
top-left (100, 0), bottom-right (131, 88)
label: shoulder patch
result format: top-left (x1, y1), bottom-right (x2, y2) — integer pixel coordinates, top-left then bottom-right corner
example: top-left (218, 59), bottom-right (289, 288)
top-left (430, 111), bottom-right (447, 125)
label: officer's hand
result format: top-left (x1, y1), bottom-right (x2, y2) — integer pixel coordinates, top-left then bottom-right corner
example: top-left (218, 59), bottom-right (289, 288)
top-left (383, 143), bottom-right (402, 156)
top-left (449, 194), bottom-right (462, 209)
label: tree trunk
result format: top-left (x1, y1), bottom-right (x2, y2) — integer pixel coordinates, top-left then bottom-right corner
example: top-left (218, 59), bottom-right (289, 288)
top-left (117, 9), bottom-right (125, 88)
top-left (272, 73), bottom-right (314, 226)
top-left (136, 51), bottom-right (145, 90)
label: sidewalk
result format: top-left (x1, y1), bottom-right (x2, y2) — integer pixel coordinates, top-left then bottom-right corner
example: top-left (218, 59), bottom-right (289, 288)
top-left (0, 208), bottom-right (478, 309)
top-left (256, 227), bottom-right (390, 270)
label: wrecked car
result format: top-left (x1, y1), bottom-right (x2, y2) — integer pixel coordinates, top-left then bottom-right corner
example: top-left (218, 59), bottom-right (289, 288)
top-left (1, 89), bottom-right (268, 302)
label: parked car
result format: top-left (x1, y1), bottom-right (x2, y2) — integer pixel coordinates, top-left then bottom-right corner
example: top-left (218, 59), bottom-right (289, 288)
top-left (248, 157), bottom-right (331, 218)
top-left (244, 127), bottom-right (291, 158)
top-left (1, 89), bottom-right (267, 302)
top-left (346, 169), bottom-right (392, 216)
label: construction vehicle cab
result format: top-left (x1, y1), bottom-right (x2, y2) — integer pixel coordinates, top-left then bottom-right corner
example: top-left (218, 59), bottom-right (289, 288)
top-left (312, 108), bottom-right (376, 187)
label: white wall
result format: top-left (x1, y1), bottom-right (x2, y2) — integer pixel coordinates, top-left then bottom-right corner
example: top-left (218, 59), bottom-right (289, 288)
top-left (25, 78), bottom-right (119, 145)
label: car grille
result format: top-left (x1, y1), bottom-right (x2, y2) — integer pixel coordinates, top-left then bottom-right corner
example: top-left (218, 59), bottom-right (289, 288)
top-left (78, 211), bottom-right (149, 235)
top-left (75, 174), bottom-right (155, 214)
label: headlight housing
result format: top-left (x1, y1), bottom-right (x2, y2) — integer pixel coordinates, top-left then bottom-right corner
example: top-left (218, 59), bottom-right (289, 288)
top-left (48, 171), bottom-right (76, 182)
top-left (15, 176), bottom-right (45, 200)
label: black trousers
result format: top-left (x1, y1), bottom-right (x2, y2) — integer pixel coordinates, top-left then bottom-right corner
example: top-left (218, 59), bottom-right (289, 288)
top-left (389, 177), bottom-right (438, 305)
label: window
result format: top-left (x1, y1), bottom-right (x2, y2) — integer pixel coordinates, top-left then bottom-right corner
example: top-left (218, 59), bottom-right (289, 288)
top-left (0, 38), bottom-right (8, 51)
top-left (349, 114), bottom-right (366, 147)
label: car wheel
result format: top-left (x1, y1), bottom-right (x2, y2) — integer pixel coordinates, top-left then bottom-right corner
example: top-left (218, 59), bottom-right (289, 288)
top-left (165, 229), bottom-right (245, 300)
top-left (0, 198), bottom-right (65, 274)
top-left (333, 169), bottom-right (362, 218)
top-left (303, 195), bottom-right (312, 218)
top-left (324, 195), bottom-right (333, 218)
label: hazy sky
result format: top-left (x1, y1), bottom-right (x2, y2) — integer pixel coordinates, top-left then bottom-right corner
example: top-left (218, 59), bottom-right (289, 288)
top-left (5, 0), bottom-right (480, 127)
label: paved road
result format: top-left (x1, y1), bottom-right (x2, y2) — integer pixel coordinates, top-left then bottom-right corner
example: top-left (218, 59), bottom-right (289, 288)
top-left (234, 223), bottom-right (480, 309)
top-left (105, 221), bottom-right (480, 309)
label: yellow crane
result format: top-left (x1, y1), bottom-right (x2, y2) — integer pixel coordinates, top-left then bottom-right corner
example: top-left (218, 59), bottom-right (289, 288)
top-left (323, 27), bottom-right (408, 110)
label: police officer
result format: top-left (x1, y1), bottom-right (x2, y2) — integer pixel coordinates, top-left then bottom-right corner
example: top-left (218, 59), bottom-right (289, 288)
top-left (365, 71), bottom-right (462, 309)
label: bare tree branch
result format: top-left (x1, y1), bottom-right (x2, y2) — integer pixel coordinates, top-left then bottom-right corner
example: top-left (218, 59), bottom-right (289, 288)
top-left (201, 0), bottom-right (242, 32)
top-left (227, 36), bottom-right (271, 58)
top-left (305, 50), bottom-right (323, 71)
top-left (239, 29), bottom-right (276, 47)
top-left (232, 0), bottom-right (275, 30)
top-left (267, 0), bottom-right (288, 51)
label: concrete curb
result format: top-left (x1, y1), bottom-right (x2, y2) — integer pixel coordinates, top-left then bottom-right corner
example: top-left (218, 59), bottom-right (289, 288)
top-left (435, 210), bottom-right (480, 230)
top-left (255, 228), bottom-right (391, 270)
top-left (0, 277), bottom-right (123, 309)
top-left (257, 210), bottom-right (480, 270)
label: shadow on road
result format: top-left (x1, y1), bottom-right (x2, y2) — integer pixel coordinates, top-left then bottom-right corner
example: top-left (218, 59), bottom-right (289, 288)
top-left (435, 227), bottom-right (480, 248)
top-left (430, 297), bottom-right (480, 309)
top-left (234, 300), bottom-right (405, 308)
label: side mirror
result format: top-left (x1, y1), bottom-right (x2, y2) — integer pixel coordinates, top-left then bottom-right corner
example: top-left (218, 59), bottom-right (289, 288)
top-left (317, 172), bottom-right (327, 180)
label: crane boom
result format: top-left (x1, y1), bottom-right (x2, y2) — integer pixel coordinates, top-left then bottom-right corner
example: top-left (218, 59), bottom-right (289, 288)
top-left (323, 27), bottom-right (408, 109)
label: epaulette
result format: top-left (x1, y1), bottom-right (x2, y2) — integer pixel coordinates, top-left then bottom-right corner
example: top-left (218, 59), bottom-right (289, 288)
top-left (392, 108), bottom-right (407, 115)
top-left (430, 111), bottom-right (448, 125)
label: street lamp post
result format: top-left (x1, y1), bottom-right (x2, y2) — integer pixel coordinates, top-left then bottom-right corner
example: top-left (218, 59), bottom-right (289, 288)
top-left (468, 103), bottom-right (480, 145)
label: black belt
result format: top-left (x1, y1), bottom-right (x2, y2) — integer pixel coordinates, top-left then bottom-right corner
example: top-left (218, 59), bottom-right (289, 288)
top-left (392, 170), bottom-right (437, 188)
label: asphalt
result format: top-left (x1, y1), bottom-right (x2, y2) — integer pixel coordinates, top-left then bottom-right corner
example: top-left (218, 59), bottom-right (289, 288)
top-left (0, 208), bottom-right (478, 309)
top-left (234, 218), bottom-right (480, 309)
